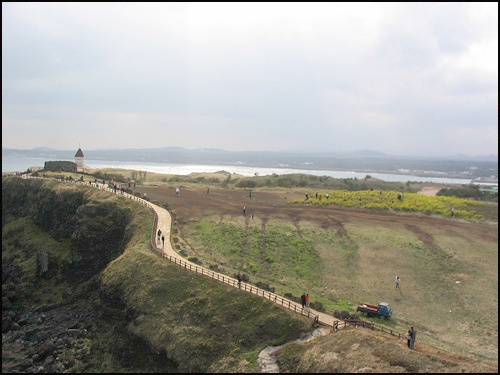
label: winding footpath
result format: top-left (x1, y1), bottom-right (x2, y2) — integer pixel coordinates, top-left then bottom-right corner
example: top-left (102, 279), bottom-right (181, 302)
top-left (22, 175), bottom-right (341, 329)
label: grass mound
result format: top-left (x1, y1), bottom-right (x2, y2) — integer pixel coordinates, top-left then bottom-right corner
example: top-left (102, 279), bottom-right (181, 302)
top-left (274, 327), bottom-right (498, 373)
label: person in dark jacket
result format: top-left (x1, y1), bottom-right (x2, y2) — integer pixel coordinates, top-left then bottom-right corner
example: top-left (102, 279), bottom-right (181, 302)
top-left (301, 293), bottom-right (306, 309)
top-left (409, 326), bottom-right (417, 349)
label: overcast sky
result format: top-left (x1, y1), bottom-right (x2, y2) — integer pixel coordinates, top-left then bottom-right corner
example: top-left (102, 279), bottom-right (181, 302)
top-left (2, 3), bottom-right (498, 156)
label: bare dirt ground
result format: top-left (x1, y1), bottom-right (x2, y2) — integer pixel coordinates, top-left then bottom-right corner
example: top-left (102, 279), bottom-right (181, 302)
top-left (417, 186), bottom-right (442, 196)
top-left (136, 186), bottom-right (497, 245)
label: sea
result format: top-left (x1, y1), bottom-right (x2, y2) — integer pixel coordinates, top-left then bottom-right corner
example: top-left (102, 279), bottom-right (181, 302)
top-left (2, 154), bottom-right (495, 186)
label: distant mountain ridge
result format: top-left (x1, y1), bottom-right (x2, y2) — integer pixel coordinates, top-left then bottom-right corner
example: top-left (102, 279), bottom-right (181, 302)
top-left (3, 146), bottom-right (497, 179)
top-left (3, 146), bottom-right (498, 162)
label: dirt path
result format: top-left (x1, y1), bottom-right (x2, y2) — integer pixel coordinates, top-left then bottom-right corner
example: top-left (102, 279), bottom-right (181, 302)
top-left (417, 186), bottom-right (441, 196)
top-left (23, 175), bottom-right (338, 327)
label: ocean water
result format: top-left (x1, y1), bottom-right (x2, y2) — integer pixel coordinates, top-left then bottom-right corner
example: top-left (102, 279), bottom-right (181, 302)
top-left (3, 154), bottom-right (479, 185)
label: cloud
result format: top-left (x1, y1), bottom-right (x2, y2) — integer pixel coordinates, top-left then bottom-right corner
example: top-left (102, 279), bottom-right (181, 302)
top-left (2, 3), bottom-right (498, 156)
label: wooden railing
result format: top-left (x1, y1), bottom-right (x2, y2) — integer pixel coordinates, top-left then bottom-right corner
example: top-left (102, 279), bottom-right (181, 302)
top-left (20, 175), bottom-right (320, 324)
top-left (20, 175), bottom-right (410, 338)
top-left (336, 318), bottom-right (404, 339)
top-left (149, 243), bottom-right (320, 321)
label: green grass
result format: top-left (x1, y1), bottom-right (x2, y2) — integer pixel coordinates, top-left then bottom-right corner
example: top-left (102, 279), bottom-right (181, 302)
top-left (181, 213), bottom-right (498, 361)
top-left (100, 240), bottom-right (312, 373)
top-left (2, 217), bottom-right (73, 305)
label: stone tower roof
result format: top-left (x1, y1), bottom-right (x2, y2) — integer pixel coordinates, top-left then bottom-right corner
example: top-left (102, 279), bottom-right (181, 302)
top-left (75, 148), bottom-right (84, 157)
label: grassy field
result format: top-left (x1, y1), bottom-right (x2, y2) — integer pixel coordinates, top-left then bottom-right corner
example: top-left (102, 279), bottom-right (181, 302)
top-left (179, 204), bottom-right (498, 362)
top-left (10, 171), bottom-right (498, 370)
top-left (98, 229), bottom-right (312, 372)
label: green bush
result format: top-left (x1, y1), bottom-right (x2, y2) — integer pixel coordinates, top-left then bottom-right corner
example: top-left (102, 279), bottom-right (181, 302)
top-left (236, 179), bottom-right (257, 188)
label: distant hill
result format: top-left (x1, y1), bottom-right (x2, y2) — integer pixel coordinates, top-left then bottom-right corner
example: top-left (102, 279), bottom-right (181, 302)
top-left (2, 147), bottom-right (497, 179)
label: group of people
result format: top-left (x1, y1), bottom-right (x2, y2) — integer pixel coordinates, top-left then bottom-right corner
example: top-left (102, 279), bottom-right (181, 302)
top-left (405, 326), bottom-right (417, 349)
top-left (305, 192), bottom-right (331, 201)
top-left (113, 184), bottom-right (126, 194)
top-left (157, 229), bottom-right (165, 247)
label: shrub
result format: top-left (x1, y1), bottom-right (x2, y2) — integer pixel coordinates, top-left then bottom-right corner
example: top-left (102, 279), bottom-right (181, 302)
top-left (310, 301), bottom-right (324, 311)
top-left (255, 281), bottom-right (276, 293)
top-left (232, 273), bottom-right (250, 282)
top-left (187, 257), bottom-right (202, 265)
top-left (265, 256), bottom-right (275, 263)
top-left (340, 310), bottom-right (350, 320)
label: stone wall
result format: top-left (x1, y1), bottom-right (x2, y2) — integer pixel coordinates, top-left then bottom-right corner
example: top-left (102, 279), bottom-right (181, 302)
top-left (44, 161), bottom-right (77, 173)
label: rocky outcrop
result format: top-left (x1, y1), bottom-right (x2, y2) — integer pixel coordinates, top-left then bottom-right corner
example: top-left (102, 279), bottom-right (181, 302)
top-left (1, 178), bottom-right (139, 372)
top-left (2, 301), bottom-right (96, 373)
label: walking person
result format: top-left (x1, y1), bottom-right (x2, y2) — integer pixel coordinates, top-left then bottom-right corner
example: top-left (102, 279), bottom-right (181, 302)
top-left (409, 326), bottom-right (417, 349)
top-left (243, 206), bottom-right (246, 215)
top-left (237, 273), bottom-right (242, 288)
top-left (157, 229), bottom-right (162, 244)
top-left (451, 207), bottom-right (455, 217)
top-left (301, 293), bottom-right (306, 309)
top-left (161, 235), bottom-right (165, 248)
top-left (207, 187), bottom-right (210, 195)
top-left (305, 293), bottom-right (310, 307)
top-left (176, 187), bottom-right (179, 197)
top-left (395, 276), bottom-right (400, 290)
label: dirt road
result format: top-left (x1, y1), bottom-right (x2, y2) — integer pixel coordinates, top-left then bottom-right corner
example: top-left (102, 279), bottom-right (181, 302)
top-left (136, 186), bottom-right (497, 245)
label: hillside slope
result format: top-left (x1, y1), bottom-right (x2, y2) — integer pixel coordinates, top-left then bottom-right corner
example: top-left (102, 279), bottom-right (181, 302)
top-left (2, 177), bottom-right (311, 372)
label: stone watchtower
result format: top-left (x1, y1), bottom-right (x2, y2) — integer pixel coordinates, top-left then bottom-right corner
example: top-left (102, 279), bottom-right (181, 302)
top-left (75, 148), bottom-right (84, 169)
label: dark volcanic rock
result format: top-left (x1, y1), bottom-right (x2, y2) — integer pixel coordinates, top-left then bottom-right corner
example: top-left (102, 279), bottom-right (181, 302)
top-left (3, 316), bottom-right (13, 333)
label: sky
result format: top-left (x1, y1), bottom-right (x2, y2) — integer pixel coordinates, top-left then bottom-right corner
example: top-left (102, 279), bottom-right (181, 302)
top-left (2, 3), bottom-right (498, 156)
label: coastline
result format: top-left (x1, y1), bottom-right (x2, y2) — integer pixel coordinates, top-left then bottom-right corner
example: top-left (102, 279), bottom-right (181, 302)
top-left (2, 155), bottom-right (495, 186)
